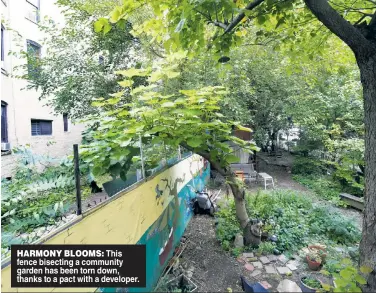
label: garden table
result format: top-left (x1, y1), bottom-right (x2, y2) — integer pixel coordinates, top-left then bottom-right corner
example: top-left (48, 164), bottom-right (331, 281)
top-left (258, 172), bottom-right (275, 190)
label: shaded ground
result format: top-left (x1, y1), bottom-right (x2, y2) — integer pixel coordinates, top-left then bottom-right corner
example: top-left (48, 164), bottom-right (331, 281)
top-left (178, 215), bottom-right (244, 292)
top-left (250, 158), bottom-right (307, 192)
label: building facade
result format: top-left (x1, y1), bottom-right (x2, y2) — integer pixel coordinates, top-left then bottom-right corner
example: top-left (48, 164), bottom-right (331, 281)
top-left (1, 0), bottom-right (85, 177)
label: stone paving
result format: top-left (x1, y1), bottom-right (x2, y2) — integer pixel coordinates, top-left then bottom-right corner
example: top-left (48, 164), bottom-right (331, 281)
top-left (237, 252), bottom-right (303, 292)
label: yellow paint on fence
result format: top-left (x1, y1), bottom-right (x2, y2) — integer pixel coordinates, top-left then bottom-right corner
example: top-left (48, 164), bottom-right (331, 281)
top-left (1, 155), bottom-right (203, 292)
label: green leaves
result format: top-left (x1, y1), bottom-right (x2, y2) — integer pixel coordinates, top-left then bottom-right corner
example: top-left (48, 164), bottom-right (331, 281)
top-left (236, 125), bottom-right (252, 132)
top-left (354, 274), bottom-right (367, 285)
top-left (360, 266), bottom-right (373, 274)
top-left (93, 18), bottom-right (111, 34)
top-left (257, 15), bottom-right (267, 25)
top-left (187, 138), bottom-right (203, 148)
top-left (225, 154), bottom-right (240, 164)
top-left (161, 101), bottom-right (175, 108)
top-left (110, 7), bottom-right (122, 23)
top-left (115, 68), bottom-right (150, 78)
top-left (118, 80), bottom-right (133, 87)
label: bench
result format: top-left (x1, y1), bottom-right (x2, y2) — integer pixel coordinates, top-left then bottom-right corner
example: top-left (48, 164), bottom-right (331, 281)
top-left (230, 163), bottom-right (255, 173)
top-left (340, 193), bottom-right (364, 211)
top-left (231, 164), bottom-right (257, 184)
top-left (257, 172), bottom-right (275, 190)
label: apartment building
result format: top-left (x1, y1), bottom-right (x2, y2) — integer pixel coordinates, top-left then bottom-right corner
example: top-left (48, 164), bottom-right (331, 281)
top-left (1, 0), bottom-right (85, 177)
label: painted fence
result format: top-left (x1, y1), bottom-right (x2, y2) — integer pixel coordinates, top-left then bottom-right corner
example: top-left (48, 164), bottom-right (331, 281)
top-left (1, 154), bottom-right (210, 292)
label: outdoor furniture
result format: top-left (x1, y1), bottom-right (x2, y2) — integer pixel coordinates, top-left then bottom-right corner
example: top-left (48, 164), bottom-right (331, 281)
top-left (340, 193), bottom-right (364, 211)
top-left (257, 172), bottom-right (275, 190)
top-left (231, 164), bottom-right (258, 185)
top-left (245, 171), bottom-right (258, 183)
top-left (235, 171), bottom-right (245, 181)
top-left (231, 163), bottom-right (255, 173)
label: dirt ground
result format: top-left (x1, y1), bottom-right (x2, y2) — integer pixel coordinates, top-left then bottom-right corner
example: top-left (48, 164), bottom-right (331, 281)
top-left (179, 215), bottom-right (245, 292)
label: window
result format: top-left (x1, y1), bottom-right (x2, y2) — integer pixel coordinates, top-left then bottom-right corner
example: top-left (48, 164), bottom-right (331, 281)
top-left (31, 119), bottom-right (52, 136)
top-left (63, 113), bottom-right (68, 132)
top-left (25, 0), bottom-right (40, 23)
top-left (26, 40), bottom-right (41, 77)
top-left (1, 25), bottom-right (4, 63)
top-left (1, 101), bottom-right (8, 142)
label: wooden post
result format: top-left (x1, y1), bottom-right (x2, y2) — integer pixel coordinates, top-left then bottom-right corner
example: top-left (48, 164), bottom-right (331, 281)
top-left (73, 144), bottom-right (82, 215)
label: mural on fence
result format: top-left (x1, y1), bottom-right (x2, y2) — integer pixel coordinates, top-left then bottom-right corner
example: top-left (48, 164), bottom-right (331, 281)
top-left (1, 155), bottom-right (209, 293)
top-left (99, 156), bottom-right (210, 293)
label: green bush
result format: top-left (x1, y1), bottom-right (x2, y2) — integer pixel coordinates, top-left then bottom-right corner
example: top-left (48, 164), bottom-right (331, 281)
top-left (257, 242), bottom-right (276, 255)
top-left (307, 206), bottom-right (361, 244)
top-left (215, 189), bottom-right (361, 254)
top-left (215, 200), bottom-right (241, 250)
top-left (292, 156), bottom-right (326, 176)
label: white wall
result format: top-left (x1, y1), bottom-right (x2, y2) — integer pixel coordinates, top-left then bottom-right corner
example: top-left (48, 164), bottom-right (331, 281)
top-left (1, 0), bottom-right (85, 177)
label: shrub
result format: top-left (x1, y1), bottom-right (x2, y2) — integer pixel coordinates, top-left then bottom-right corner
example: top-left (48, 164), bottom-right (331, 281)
top-left (215, 189), bottom-right (361, 254)
top-left (292, 156), bottom-right (326, 176)
top-left (256, 242), bottom-right (276, 255)
top-left (215, 201), bottom-right (241, 250)
top-left (293, 174), bottom-right (344, 206)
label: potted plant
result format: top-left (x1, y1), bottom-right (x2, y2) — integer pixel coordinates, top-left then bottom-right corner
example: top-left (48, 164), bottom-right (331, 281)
top-left (306, 251), bottom-right (322, 271)
top-left (300, 275), bottom-right (322, 293)
top-left (308, 245), bottom-right (327, 263)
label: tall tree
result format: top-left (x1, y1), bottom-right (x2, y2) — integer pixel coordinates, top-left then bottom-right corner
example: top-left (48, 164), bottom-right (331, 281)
top-left (18, 0), bottom-right (143, 120)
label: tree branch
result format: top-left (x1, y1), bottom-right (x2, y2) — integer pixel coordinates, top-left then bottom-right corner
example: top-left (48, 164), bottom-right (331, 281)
top-left (304, 0), bottom-right (375, 56)
top-left (224, 0), bottom-right (265, 34)
top-left (179, 142), bottom-right (228, 177)
top-left (210, 21), bottom-right (228, 30)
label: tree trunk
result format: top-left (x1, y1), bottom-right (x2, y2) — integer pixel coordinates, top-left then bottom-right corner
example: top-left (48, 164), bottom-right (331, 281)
top-left (184, 144), bottom-right (254, 244)
top-left (226, 174), bottom-right (255, 245)
top-left (358, 55), bottom-right (376, 292)
top-left (227, 176), bottom-right (249, 227)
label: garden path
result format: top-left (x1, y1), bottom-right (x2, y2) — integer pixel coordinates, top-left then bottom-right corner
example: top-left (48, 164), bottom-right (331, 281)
top-left (250, 158), bottom-right (363, 229)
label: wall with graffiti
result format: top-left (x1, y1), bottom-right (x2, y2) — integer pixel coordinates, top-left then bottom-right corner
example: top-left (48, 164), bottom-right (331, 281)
top-left (1, 154), bottom-right (210, 293)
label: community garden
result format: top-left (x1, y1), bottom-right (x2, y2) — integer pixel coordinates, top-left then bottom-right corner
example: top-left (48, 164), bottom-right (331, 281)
top-left (1, 0), bottom-right (375, 291)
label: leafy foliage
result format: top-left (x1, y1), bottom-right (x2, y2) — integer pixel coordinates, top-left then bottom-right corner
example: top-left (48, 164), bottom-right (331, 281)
top-left (293, 174), bottom-right (344, 206)
top-left (216, 200), bottom-right (242, 250)
top-left (320, 258), bottom-right (373, 292)
top-left (215, 189), bottom-right (360, 253)
top-left (292, 157), bottom-right (327, 176)
top-left (80, 51), bottom-right (258, 181)
top-left (17, 0), bottom-right (144, 119)
top-left (301, 276), bottom-right (322, 289)
top-left (1, 147), bottom-right (88, 236)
